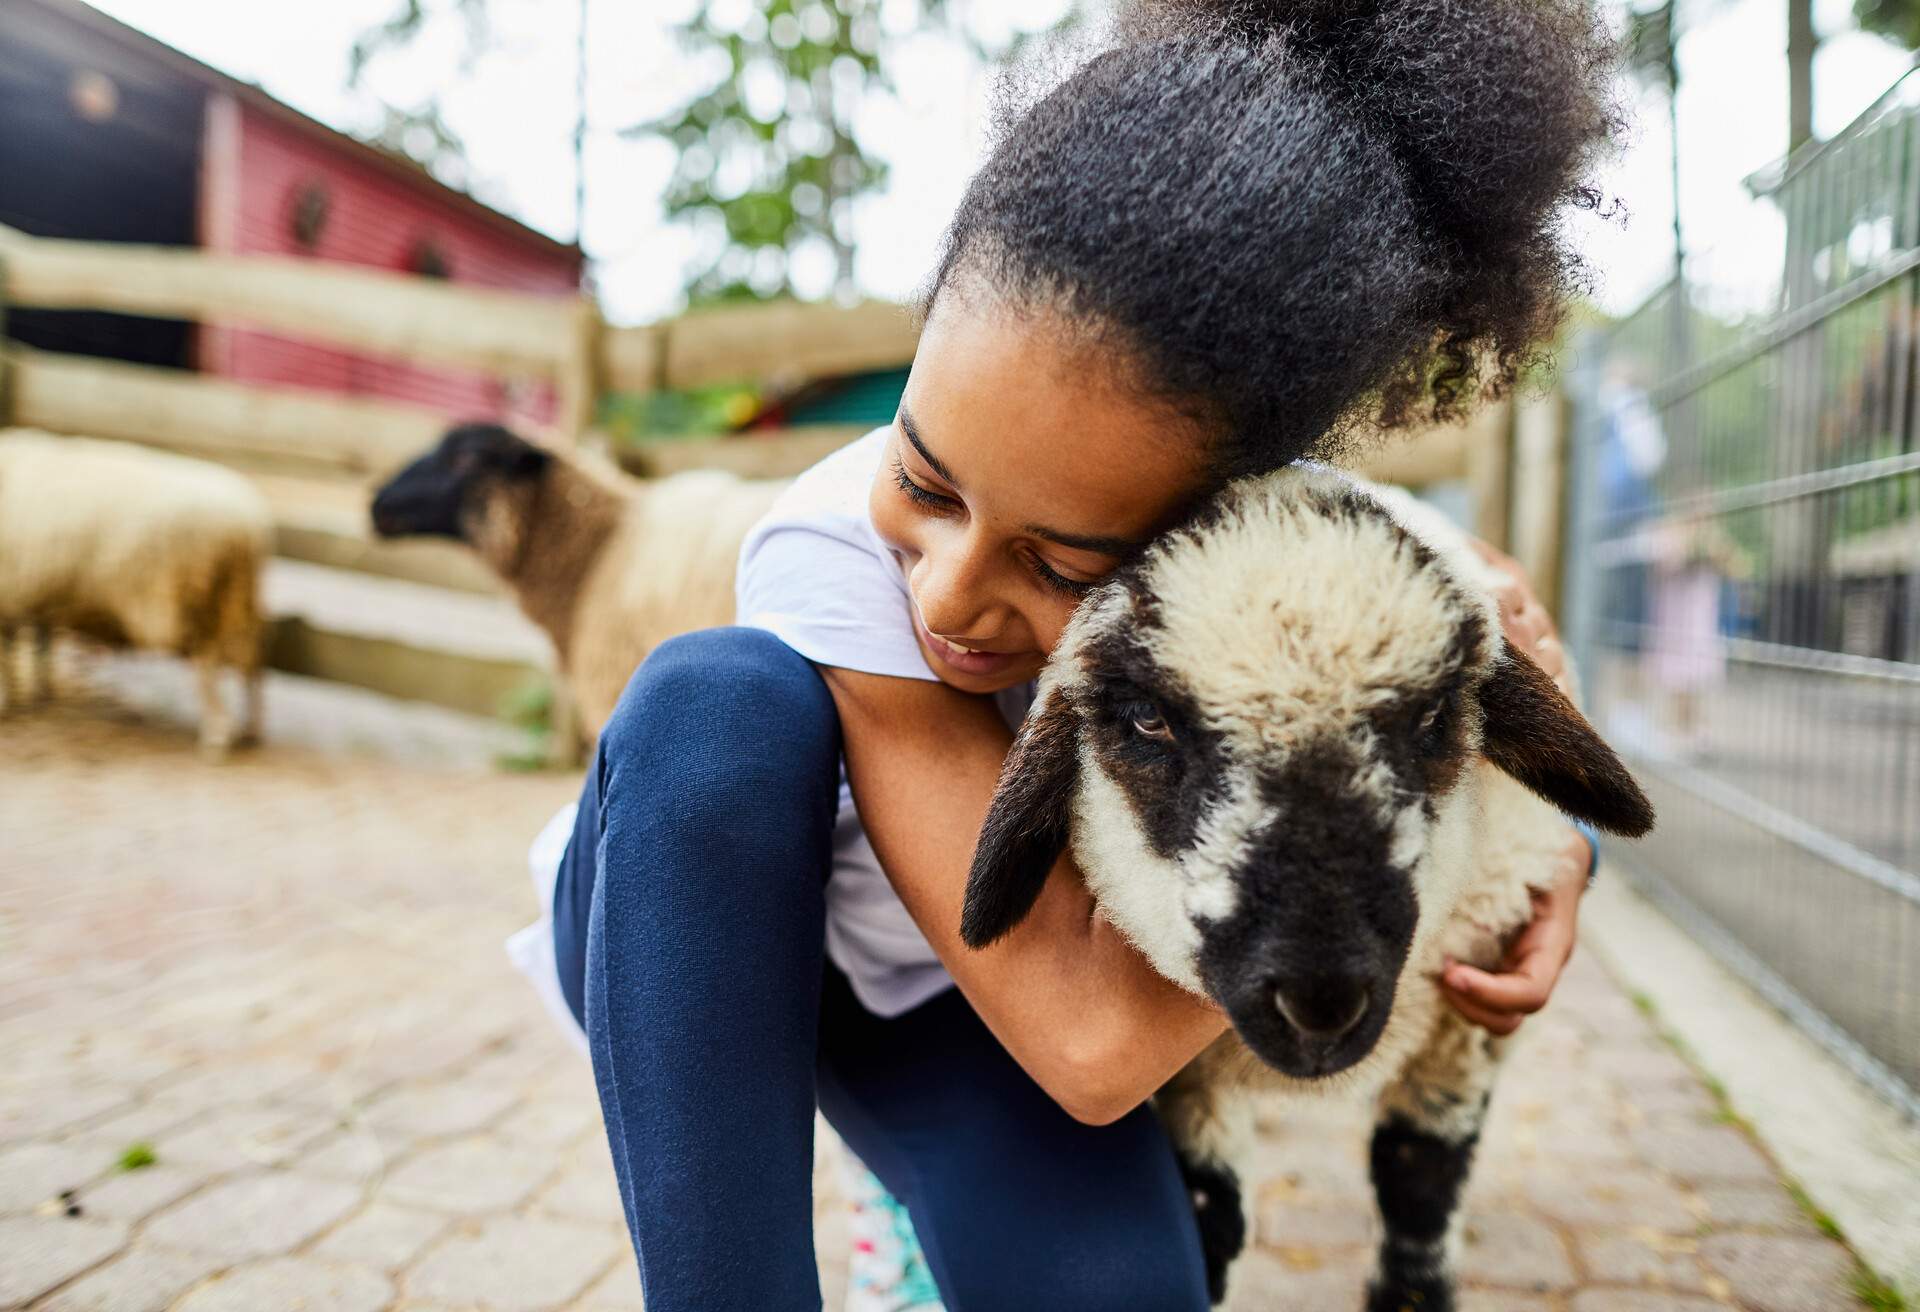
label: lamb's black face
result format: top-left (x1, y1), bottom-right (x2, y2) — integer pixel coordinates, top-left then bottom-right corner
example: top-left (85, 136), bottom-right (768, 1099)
top-left (1073, 621), bottom-right (1472, 1079)
top-left (370, 423), bottom-right (550, 541)
top-left (961, 469), bottom-right (1655, 1081)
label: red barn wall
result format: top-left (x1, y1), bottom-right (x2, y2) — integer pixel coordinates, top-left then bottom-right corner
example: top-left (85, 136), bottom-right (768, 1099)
top-left (198, 94), bottom-right (581, 429)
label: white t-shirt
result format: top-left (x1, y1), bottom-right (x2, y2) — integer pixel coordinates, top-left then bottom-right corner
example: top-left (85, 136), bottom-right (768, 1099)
top-left (507, 423), bottom-right (1033, 1039)
top-left (735, 423), bottom-right (1037, 1016)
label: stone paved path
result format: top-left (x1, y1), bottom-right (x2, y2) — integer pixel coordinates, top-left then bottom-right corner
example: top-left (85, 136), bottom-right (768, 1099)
top-left (0, 676), bottom-right (1876, 1312)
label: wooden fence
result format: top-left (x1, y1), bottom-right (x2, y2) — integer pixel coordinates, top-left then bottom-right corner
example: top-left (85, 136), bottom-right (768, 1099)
top-left (0, 222), bottom-right (920, 477)
top-left (0, 220), bottom-right (1565, 730)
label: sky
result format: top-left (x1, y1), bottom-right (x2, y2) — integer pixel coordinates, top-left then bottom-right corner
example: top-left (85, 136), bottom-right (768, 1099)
top-left (81, 0), bottom-right (1920, 328)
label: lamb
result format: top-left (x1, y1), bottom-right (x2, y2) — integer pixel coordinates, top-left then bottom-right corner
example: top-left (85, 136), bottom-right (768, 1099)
top-left (0, 427), bottom-right (272, 757)
top-left (369, 423), bottom-right (787, 739)
top-left (960, 464), bottom-right (1655, 1311)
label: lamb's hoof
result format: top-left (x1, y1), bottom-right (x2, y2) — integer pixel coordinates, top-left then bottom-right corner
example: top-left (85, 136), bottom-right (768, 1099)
top-left (197, 732), bottom-right (236, 763)
top-left (1365, 1273), bottom-right (1455, 1312)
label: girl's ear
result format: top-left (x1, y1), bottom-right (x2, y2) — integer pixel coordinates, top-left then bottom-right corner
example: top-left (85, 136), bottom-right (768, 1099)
top-left (1478, 646), bottom-right (1656, 838)
top-left (961, 688), bottom-right (1081, 948)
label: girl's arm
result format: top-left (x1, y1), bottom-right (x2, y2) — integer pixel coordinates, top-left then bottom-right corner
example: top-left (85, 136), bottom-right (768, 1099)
top-left (823, 664), bottom-right (1230, 1127)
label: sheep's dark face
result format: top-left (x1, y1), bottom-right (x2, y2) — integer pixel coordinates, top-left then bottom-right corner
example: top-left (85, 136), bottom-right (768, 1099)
top-left (370, 423), bottom-right (551, 541)
top-left (962, 468), bottom-right (1653, 1081)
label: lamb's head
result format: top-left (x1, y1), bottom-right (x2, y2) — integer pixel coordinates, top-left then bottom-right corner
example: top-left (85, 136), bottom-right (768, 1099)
top-left (962, 467), bottom-right (1653, 1080)
top-left (371, 423), bottom-right (551, 549)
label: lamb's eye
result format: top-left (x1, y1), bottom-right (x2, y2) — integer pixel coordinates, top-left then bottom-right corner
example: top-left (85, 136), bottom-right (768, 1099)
top-left (1416, 697), bottom-right (1452, 757)
top-left (1132, 710), bottom-right (1175, 742)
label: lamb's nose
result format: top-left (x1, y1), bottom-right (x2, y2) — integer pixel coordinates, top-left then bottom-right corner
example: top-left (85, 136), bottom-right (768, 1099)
top-left (1272, 977), bottom-right (1371, 1041)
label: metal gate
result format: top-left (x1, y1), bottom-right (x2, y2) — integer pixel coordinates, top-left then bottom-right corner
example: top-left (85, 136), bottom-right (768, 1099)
top-left (1565, 68), bottom-right (1920, 1119)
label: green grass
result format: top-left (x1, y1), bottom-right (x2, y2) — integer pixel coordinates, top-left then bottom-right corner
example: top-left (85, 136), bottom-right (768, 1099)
top-left (1852, 1266), bottom-right (1909, 1312)
top-left (1784, 1180), bottom-right (1844, 1240)
top-left (116, 1142), bottom-right (156, 1171)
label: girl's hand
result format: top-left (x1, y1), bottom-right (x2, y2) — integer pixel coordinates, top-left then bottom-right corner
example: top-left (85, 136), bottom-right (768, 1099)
top-left (1467, 539), bottom-right (1574, 699)
top-left (1446, 537), bottom-right (1590, 1035)
top-left (1439, 826), bottom-right (1592, 1034)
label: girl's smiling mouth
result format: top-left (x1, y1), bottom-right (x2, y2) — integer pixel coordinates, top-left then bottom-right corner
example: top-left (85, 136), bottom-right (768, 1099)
top-left (911, 599), bottom-right (1025, 679)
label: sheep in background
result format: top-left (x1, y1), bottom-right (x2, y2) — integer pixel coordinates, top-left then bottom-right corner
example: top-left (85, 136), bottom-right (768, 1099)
top-left (369, 423), bottom-right (787, 739)
top-left (961, 465), bottom-right (1654, 1311)
top-left (0, 428), bottom-right (271, 757)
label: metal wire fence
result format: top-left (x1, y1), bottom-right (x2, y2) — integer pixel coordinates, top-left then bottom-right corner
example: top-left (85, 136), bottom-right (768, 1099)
top-left (1565, 66), bottom-right (1920, 1119)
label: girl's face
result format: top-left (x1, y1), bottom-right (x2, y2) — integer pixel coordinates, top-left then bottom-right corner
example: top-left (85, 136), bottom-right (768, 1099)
top-left (869, 295), bottom-right (1211, 694)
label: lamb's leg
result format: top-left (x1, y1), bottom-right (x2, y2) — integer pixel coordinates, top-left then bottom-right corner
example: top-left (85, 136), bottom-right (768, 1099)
top-left (235, 666), bottom-right (265, 747)
top-left (1366, 1015), bottom-right (1507, 1312)
top-left (0, 624), bottom-right (16, 712)
top-left (29, 626), bottom-right (53, 703)
top-left (1155, 1066), bottom-right (1252, 1306)
top-left (195, 651), bottom-right (236, 760)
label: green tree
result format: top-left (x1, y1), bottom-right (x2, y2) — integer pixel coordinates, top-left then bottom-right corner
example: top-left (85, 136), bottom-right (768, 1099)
top-left (348, 0), bottom-right (496, 190)
top-left (1855, 0), bottom-right (1920, 49)
top-left (629, 1), bottom-right (1078, 307)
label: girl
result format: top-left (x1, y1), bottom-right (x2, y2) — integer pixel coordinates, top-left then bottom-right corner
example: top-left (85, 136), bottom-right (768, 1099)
top-left (534, 1), bottom-right (1621, 1307)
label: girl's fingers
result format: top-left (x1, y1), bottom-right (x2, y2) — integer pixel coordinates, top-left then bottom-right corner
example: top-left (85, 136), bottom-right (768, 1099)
top-left (1442, 942), bottom-right (1562, 1016)
top-left (1438, 976), bottom-right (1526, 1035)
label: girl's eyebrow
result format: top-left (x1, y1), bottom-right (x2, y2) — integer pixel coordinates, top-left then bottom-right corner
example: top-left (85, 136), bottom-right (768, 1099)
top-left (898, 403), bottom-right (1145, 558)
top-left (898, 406), bottom-right (957, 484)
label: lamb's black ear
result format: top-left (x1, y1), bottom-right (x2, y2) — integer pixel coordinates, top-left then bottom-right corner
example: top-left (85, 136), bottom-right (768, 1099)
top-left (961, 689), bottom-right (1081, 948)
top-left (1478, 646), bottom-right (1656, 837)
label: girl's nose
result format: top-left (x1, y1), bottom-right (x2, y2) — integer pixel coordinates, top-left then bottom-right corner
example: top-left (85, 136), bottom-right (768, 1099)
top-left (913, 533), bottom-right (1012, 641)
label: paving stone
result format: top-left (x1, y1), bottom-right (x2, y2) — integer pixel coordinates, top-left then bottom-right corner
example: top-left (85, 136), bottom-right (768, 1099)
top-left (1570, 1292), bottom-right (1726, 1312)
top-left (148, 1105), bottom-right (327, 1171)
top-left (1629, 1124), bottom-right (1777, 1185)
top-left (1693, 1184), bottom-right (1818, 1234)
top-left (37, 1245), bottom-right (223, 1312)
top-left (1578, 1231), bottom-right (1709, 1292)
top-left (1456, 1212), bottom-right (1578, 1293)
top-left (1222, 1246), bottom-right (1373, 1312)
top-left (1458, 1293), bottom-right (1555, 1312)
top-left (1624, 1082), bottom-right (1719, 1123)
top-left (404, 1215), bottom-right (622, 1311)
top-left (361, 1080), bottom-right (522, 1140)
top-left (311, 1200), bottom-right (451, 1272)
top-left (143, 1170), bottom-right (363, 1261)
top-left (151, 1058), bottom-right (319, 1108)
top-left (572, 1258), bottom-right (645, 1311)
top-left (532, 1153), bottom-right (626, 1225)
top-left (297, 1128), bottom-right (397, 1183)
top-left (0, 1083), bottom-right (132, 1144)
top-left (1698, 1233), bottom-right (1858, 1312)
top-left (382, 1136), bottom-right (559, 1215)
top-left (0, 1141), bottom-right (118, 1211)
top-left (66, 1098), bottom-right (206, 1149)
top-left (493, 1091), bottom-right (600, 1150)
top-left (1255, 1200), bottom-right (1378, 1250)
top-left (172, 1256), bottom-right (392, 1312)
top-left (1523, 1166), bottom-right (1701, 1233)
top-left (72, 1163), bottom-right (209, 1223)
top-left (1590, 1041), bottom-right (1698, 1089)
top-left (0, 1214), bottom-right (130, 1307)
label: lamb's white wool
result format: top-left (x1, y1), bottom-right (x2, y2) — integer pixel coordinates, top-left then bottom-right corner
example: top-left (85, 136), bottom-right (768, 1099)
top-left (972, 461), bottom-right (1647, 1306)
top-left (566, 467), bottom-right (787, 735)
top-left (0, 428), bottom-right (270, 753)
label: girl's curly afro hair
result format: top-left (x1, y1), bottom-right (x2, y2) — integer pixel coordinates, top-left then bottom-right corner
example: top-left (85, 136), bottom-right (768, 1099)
top-left (911, 0), bottom-right (1624, 481)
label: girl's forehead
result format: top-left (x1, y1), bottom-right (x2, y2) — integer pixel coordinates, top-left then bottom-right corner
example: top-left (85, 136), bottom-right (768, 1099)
top-left (902, 298), bottom-right (1209, 542)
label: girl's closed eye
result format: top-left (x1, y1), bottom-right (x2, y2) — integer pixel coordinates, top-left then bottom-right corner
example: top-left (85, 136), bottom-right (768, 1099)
top-left (1025, 551), bottom-right (1098, 599)
top-left (891, 452), bottom-right (957, 511)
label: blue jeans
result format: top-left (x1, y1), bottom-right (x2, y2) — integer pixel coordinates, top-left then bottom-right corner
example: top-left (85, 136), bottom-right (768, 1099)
top-left (551, 626), bottom-right (1211, 1312)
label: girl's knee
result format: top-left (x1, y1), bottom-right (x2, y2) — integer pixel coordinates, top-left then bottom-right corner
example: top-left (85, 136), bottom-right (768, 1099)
top-left (601, 627), bottom-right (840, 795)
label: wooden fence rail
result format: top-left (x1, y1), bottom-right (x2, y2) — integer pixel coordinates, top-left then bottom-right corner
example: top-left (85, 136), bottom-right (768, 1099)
top-left (0, 223), bottom-right (922, 435)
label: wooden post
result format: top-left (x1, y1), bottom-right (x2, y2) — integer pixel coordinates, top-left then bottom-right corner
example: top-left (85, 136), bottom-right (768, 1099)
top-left (555, 297), bottom-right (603, 447)
top-left (1508, 386), bottom-right (1572, 616)
top-left (1466, 397), bottom-right (1517, 551)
